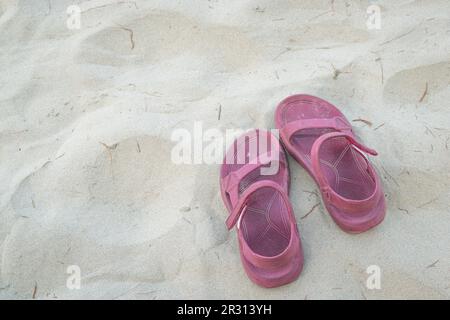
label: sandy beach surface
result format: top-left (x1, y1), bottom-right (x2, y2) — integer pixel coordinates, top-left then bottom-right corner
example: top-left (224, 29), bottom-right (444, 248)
top-left (1, 0), bottom-right (449, 299)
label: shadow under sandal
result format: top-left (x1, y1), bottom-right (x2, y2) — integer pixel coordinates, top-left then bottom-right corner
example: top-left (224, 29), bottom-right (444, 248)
top-left (275, 94), bottom-right (386, 233)
top-left (220, 129), bottom-right (303, 288)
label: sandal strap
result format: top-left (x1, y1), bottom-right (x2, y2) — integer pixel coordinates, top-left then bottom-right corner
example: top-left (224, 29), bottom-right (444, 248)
top-left (310, 132), bottom-right (381, 214)
top-left (221, 150), bottom-right (285, 208)
top-left (280, 116), bottom-right (352, 142)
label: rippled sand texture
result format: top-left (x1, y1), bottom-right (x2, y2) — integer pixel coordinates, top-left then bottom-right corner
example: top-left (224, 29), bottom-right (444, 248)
top-left (1, 0), bottom-right (449, 299)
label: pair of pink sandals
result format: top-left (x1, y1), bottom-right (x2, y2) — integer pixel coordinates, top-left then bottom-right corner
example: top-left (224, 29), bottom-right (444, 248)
top-left (220, 94), bottom-right (386, 288)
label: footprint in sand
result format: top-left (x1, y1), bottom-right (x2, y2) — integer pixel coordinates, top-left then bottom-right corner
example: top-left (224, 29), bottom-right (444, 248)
top-left (3, 135), bottom-right (200, 297)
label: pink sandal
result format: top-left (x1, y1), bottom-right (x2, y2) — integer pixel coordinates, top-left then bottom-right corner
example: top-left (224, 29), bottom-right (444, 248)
top-left (275, 94), bottom-right (386, 233)
top-left (220, 129), bottom-right (303, 288)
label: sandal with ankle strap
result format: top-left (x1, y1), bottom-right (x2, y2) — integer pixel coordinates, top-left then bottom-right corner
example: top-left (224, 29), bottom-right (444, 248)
top-left (275, 94), bottom-right (386, 233)
top-left (220, 129), bottom-right (303, 287)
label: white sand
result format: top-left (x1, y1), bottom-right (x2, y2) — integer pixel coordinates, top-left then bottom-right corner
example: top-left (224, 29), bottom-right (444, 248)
top-left (0, 0), bottom-right (449, 299)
